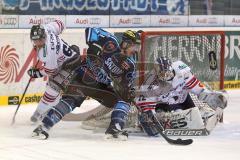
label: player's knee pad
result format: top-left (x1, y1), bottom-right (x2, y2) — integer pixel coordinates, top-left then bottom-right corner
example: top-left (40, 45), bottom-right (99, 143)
top-left (139, 110), bottom-right (159, 136)
top-left (111, 101), bottom-right (130, 129)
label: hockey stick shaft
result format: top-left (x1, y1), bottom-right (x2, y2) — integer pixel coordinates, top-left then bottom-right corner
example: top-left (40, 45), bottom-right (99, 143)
top-left (11, 60), bottom-right (40, 125)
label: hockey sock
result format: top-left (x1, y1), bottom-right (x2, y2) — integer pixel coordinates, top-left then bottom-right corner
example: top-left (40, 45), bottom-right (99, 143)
top-left (110, 101), bottom-right (130, 130)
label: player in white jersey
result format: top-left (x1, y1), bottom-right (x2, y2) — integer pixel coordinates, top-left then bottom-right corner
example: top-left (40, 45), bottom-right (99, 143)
top-left (28, 20), bottom-right (80, 123)
top-left (135, 57), bottom-right (227, 136)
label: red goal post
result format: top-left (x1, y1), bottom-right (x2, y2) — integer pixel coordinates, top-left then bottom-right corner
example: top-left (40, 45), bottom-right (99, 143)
top-left (138, 31), bottom-right (225, 90)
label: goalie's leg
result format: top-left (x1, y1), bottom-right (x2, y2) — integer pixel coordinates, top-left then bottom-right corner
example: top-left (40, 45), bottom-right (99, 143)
top-left (32, 95), bottom-right (85, 139)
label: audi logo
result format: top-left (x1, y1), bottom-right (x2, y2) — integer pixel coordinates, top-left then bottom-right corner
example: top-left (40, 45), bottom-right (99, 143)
top-left (44, 17), bottom-right (56, 24)
top-left (89, 18), bottom-right (101, 25)
top-left (132, 18), bottom-right (142, 24)
top-left (0, 17), bottom-right (17, 25)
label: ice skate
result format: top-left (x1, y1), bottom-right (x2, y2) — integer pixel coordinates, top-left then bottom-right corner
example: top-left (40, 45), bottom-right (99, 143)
top-left (104, 123), bottom-right (128, 141)
top-left (32, 125), bottom-right (49, 140)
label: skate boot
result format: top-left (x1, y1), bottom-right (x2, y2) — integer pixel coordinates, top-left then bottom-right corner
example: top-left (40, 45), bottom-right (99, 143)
top-left (104, 123), bottom-right (128, 141)
top-left (32, 125), bottom-right (49, 140)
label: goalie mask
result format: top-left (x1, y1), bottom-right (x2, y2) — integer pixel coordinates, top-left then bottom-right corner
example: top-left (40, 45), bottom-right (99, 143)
top-left (155, 57), bottom-right (174, 81)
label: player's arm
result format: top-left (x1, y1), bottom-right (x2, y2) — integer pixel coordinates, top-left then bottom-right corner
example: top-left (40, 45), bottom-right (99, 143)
top-left (85, 27), bottom-right (103, 55)
top-left (85, 27), bottom-right (119, 56)
top-left (45, 19), bottom-right (65, 35)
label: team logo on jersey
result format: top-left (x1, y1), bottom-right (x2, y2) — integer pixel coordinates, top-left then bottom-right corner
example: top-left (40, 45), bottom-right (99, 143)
top-left (178, 64), bottom-right (187, 70)
top-left (104, 57), bottom-right (123, 75)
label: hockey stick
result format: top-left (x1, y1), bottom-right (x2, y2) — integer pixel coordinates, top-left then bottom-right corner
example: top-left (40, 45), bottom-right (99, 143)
top-left (151, 112), bottom-right (193, 145)
top-left (11, 60), bottom-right (40, 125)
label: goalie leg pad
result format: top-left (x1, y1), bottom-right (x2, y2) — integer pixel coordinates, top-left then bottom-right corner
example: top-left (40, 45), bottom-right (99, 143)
top-left (42, 95), bottom-right (85, 129)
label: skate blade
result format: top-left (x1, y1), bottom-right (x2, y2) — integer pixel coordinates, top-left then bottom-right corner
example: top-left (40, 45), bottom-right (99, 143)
top-left (103, 134), bottom-right (128, 141)
top-left (31, 132), bottom-right (48, 140)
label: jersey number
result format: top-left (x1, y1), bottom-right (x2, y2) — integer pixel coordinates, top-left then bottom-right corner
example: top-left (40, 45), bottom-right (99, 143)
top-left (63, 42), bottom-right (73, 57)
top-left (138, 95), bottom-right (146, 101)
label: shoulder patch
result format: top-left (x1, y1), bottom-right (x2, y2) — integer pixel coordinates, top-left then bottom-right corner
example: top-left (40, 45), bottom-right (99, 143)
top-left (178, 64), bottom-right (188, 70)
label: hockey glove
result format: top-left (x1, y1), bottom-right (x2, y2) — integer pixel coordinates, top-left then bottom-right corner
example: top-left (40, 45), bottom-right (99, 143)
top-left (27, 68), bottom-right (43, 78)
top-left (198, 90), bottom-right (227, 110)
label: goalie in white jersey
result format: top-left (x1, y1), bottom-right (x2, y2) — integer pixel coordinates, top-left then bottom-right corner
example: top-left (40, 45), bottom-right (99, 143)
top-left (28, 20), bottom-right (80, 123)
top-left (135, 57), bottom-right (227, 136)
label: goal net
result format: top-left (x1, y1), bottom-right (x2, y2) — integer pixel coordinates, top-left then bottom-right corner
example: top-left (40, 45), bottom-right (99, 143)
top-left (69, 31), bottom-right (225, 130)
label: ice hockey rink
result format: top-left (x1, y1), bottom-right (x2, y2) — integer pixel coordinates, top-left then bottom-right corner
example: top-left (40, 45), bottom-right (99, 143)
top-left (0, 90), bottom-right (240, 160)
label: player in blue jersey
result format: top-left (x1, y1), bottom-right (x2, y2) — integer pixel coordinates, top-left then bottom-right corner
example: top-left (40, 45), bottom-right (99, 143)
top-left (84, 28), bottom-right (141, 139)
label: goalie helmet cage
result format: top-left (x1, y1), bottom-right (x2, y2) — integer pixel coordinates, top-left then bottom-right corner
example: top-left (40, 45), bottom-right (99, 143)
top-left (138, 31), bottom-right (225, 122)
top-left (138, 31), bottom-right (225, 90)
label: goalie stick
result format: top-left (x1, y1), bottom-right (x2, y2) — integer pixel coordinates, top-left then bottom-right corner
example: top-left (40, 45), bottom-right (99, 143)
top-left (151, 111), bottom-right (193, 145)
top-left (11, 59), bottom-right (40, 125)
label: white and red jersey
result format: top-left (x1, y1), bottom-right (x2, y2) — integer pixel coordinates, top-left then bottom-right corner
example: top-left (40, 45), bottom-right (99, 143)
top-left (37, 20), bottom-right (77, 76)
top-left (135, 60), bottom-right (205, 111)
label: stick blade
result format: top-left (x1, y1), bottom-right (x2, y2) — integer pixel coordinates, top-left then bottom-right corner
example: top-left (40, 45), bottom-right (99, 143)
top-left (168, 138), bottom-right (193, 145)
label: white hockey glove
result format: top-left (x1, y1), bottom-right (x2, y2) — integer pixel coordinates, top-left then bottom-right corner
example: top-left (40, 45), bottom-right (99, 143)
top-left (198, 90), bottom-right (227, 110)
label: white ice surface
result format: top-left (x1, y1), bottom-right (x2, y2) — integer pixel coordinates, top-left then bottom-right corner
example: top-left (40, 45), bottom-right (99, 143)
top-left (0, 90), bottom-right (240, 160)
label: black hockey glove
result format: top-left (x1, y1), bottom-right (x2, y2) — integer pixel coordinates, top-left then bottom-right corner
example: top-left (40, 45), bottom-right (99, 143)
top-left (27, 68), bottom-right (43, 78)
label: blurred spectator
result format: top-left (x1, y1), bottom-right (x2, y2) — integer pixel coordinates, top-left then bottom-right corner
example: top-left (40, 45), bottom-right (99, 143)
top-left (0, 0), bottom-right (2, 14)
top-left (204, 0), bottom-right (213, 15)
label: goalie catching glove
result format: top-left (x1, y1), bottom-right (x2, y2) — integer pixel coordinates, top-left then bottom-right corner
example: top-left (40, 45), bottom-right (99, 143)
top-left (27, 68), bottom-right (43, 78)
top-left (198, 89), bottom-right (227, 110)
